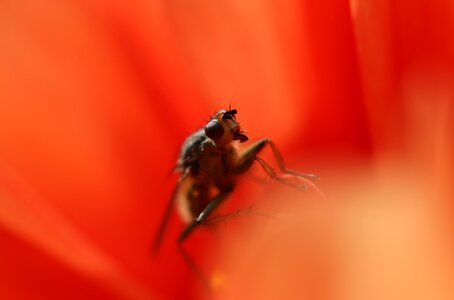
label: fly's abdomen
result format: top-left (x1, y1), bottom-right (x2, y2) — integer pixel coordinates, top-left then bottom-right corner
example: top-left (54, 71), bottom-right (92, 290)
top-left (177, 178), bottom-right (211, 223)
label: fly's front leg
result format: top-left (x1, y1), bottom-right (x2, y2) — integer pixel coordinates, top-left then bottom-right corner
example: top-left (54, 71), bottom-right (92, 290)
top-left (230, 138), bottom-right (268, 175)
top-left (178, 186), bottom-right (234, 243)
top-left (255, 157), bottom-right (307, 189)
top-left (266, 139), bottom-right (319, 180)
top-left (232, 138), bottom-right (319, 188)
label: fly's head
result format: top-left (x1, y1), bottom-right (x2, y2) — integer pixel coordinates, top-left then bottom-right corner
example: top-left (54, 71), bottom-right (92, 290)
top-left (204, 108), bottom-right (248, 145)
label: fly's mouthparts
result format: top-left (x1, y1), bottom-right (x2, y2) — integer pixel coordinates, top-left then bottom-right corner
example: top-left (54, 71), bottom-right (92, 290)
top-left (234, 133), bottom-right (248, 142)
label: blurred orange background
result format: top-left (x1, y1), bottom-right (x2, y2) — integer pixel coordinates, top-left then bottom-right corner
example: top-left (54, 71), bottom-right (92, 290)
top-left (0, 0), bottom-right (453, 299)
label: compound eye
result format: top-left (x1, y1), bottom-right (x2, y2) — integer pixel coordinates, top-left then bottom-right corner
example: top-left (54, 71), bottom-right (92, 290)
top-left (204, 120), bottom-right (224, 140)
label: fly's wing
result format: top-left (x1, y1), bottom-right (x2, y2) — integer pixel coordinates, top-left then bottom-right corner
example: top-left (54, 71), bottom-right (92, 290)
top-left (153, 130), bottom-right (207, 253)
top-left (152, 172), bottom-right (189, 254)
top-left (177, 129), bottom-right (207, 171)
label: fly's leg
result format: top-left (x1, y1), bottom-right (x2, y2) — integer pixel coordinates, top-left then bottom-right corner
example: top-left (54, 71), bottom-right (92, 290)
top-left (203, 204), bottom-right (278, 226)
top-left (255, 157), bottom-right (307, 189)
top-left (178, 186), bottom-right (234, 243)
top-left (233, 138), bottom-right (318, 182)
top-left (178, 245), bottom-right (212, 290)
top-left (232, 139), bottom-right (324, 198)
top-left (177, 187), bottom-right (234, 292)
top-left (152, 172), bottom-right (188, 254)
top-left (266, 139), bottom-right (320, 180)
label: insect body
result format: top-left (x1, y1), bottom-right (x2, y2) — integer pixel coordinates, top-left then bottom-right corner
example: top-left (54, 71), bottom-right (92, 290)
top-left (153, 108), bottom-right (319, 251)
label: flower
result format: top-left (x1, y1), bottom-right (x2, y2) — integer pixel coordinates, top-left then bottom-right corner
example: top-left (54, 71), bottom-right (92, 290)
top-left (0, 0), bottom-right (453, 299)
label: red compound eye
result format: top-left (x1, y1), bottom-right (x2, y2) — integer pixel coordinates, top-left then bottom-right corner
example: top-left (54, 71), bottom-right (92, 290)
top-left (204, 120), bottom-right (224, 140)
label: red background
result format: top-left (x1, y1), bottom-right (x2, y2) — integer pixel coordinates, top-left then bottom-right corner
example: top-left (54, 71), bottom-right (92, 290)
top-left (0, 0), bottom-right (453, 299)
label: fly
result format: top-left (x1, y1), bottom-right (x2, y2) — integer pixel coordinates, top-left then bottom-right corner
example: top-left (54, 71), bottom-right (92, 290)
top-left (153, 107), bottom-right (322, 252)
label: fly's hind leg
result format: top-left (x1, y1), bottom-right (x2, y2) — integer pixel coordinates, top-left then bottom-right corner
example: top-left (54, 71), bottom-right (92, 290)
top-left (177, 186), bottom-right (234, 292)
top-left (203, 204), bottom-right (278, 226)
top-left (177, 244), bottom-right (212, 290)
top-left (152, 171), bottom-right (189, 254)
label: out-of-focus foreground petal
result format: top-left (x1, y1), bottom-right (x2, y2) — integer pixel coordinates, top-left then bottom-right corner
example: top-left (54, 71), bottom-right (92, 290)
top-left (212, 1), bottom-right (454, 299)
top-left (351, 0), bottom-right (454, 232)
